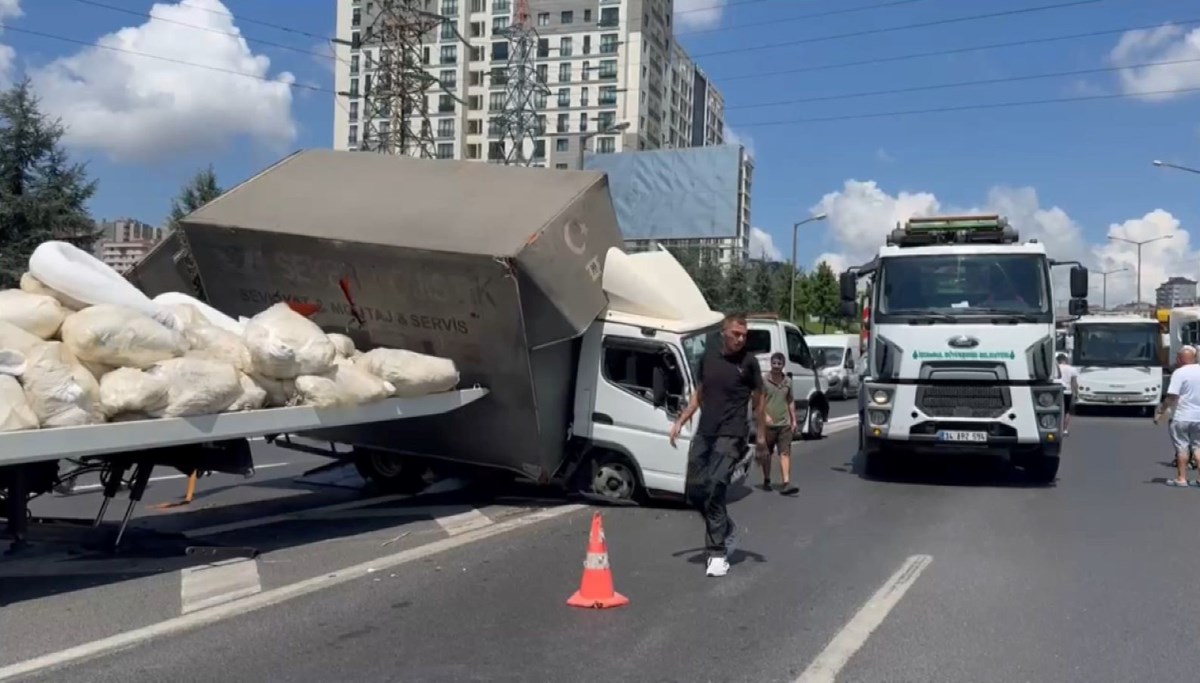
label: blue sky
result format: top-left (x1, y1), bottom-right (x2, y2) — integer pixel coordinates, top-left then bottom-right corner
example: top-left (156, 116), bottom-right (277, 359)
top-left (1, 0), bottom-right (1199, 305)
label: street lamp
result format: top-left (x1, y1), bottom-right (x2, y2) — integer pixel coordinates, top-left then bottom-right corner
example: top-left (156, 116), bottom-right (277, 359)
top-left (788, 213), bottom-right (830, 322)
top-left (1107, 234), bottom-right (1173, 307)
top-left (577, 121), bottom-right (631, 169)
top-left (1095, 267), bottom-right (1128, 311)
top-left (1153, 159), bottom-right (1200, 175)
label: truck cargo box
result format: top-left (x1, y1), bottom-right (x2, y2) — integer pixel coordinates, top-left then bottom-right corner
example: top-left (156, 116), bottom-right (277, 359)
top-left (129, 149), bottom-right (624, 480)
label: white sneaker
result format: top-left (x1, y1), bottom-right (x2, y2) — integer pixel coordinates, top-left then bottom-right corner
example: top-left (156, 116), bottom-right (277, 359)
top-left (706, 556), bottom-right (730, 577)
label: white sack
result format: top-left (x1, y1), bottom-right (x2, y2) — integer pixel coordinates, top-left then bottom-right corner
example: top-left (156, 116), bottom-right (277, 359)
top-left (154, 293), bottom-right (243, 336)
top-left (0, 349), bottom-right (27, 377)
top-left (0, 320), bottom-right (43, 355)
top-left (20, 272), bottom-right (88, 311)
top-left (20, 342), bottom-right (102, 427)
top-left (354, 348), bottom-right (459, 398)
top-left (184, 324), bottom-right (252, 372)
top-left (146, 357), bottom-right (242, 417)
top-left (251, 373), bottom-right (298, 407)
top-left (60, 304), bottom-right (187, 369)
top-left (98, 367), bottom-right (170, 418)
top-left (0, 289), bottom-right (66, 339)
top-left (328, 333), bottom-right (357, 358)
top-left (28, 241), bottom-right (183, 331)
top-left (226, 373), bottom-right (268, 412)
top-left (0, 375), bottom-right (38, 432)
top-left (295, 362), bottom-right (394, 408)
top-left (242, 303), bottom-right (337, 379)
top-left (58, 344), bottom-right (103, 415)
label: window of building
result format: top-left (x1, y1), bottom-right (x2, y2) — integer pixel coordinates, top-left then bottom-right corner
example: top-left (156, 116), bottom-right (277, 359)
top-left (348, 125), bottom-right (358, 144)
top-left (559, 37), bottom-right (573, 57)
top-left (557, 88), bottom-right (570, 107)
top-left (536, 115), bottom-right (546, 133)
top-left (600, 34), bottom-right (618, 54)
top-left (348, 101), bottom-right (359, 122)
top-left (441, 0), bottom-right (458, 15)
top-left (598, 85), bottom-right (617, 105)
top-left (561, 10), bottom-right (573, 23)
top-left (351, 31), bottom-right (360, 49)
top-left (492, 16), bottom-right (509, 32)
top-left (471, 0), bottom-right (484, 12)
top-left (364, 74), bottom-right (373, 95)
top-left (556, 138), bottom-right (569, 152)
top-left (488, 141), bottom-right (505, 160)
top-left (581, 60), bottom-right (590, 80)
top-left (352, 8), bottom-right (361, 26)
top-left (598, 60), bottom-right (617, 79)
top-left (440, 45), bottom-right (457, 63)
top-left (537, 38), bottom-right (549, 58)
top-left (580, 87), bottom-right (589, 106)
top-left (536, 63), bottom-right (548, 81)
top-left (534, 139), bottom-right (546, 158)
top-left (491, 41), bottom-right (508, 61)
top-left (468, 118), bottom-right (482, 134)
top-left (349, 78), bottom-right (359, 97)
top-left (470, 21), bottom-right (485, 37)
top-left (467, 143), bottom-right (481, 159)
top-left (440, 69), bottom-right (457, 88)
top-left (537, 12), bottom-right (549, 26)
top-left (469, 70), bottom-right (482, 86)
top-left (490, 67), bottom-right (508, 86)
top-left (579, 112), bottom-right (588, 131)
top-left (533, 90), bottom-right (547, 108)
top-left (556, 163), bottom-right (568, 169)
top-left (437, 143), bottom-right (454, 159)
top-left (488, 92), bottom-right (505, 111)
top-left (440, 22), bottom-right (456, 40)
top-left (584, 9), bottom-right (592, 22)
top-left (493, 0), bottom-right (510, 12)
top-left (558, 62), bottom-right (571, 82)
top-left (597, 137), bottom-right (616, 154)
top-left (599, 7), bottom-right (619, 27)
top-left (469, 95), bottom-right (482, 110)
top-left (556, 113), bottom-right (568, 132)
top-left (350, 55), bottom-right (359, 76)
top-left (598, 110), bottom-right (616, 129)
top-left (471, 45), bottom-right (484, 61)
top-left (583, 35), bottom-right (591, 55)
top-left (438, 95), bottom-right (454, 113)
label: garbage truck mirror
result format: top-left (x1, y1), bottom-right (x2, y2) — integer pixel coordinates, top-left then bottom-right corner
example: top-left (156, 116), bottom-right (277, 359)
top-left (1070, 266), bottom-right (1088, 299)
top-left (839, 272), bottom-right (856, 303)
top-left (1068, 298), bottom-right (1088, 316)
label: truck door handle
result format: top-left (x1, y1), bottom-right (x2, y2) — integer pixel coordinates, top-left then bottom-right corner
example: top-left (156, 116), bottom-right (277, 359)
top-left (592, 412), bottom-right (614, 425)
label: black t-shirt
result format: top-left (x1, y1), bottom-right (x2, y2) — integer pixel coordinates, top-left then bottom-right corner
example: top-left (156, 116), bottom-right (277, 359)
top-left (696, 346), bottom-right (762, 438)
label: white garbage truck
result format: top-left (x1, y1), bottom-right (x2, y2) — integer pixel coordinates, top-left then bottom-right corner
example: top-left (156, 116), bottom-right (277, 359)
top-left (1069, 314), bottom-right (1164, 413)
top-left (839, 215), bottom-right (1089, 482)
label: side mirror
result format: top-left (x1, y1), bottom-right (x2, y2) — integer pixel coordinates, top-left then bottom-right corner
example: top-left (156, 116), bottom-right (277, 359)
top-left (651, 366), bottom-right (668, 407)
top-left (1070, 266), bottom-right (1088, 299)
top-left (839, 272), bottom-right (856, 303)
top-left (839, 300), bottom-right (858, 319)
top-left (799, 349), bottom-right (813, 369)
top-left (1068, 298), bottom-right (1088, 316)
top-left (844, 356), bottom-right (854, 370)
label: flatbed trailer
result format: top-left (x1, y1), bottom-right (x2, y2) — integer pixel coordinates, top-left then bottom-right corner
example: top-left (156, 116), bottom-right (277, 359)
top-left (0, 388), bottom-right (488, 553)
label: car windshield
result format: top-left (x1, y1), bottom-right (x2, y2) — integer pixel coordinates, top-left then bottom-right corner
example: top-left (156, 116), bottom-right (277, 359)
top-left (878, 253), bottom-right (1049, 318)
top-left (1072, 323), bottom-right (1160, 366)
top-left (681, 323), bottom-right (721, 382)
top-left (810, 347), bottom-right (845, 368)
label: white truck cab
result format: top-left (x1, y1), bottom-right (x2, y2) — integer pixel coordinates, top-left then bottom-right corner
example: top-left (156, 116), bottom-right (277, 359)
top-left (804, 333), bottom-right (863, 399)
top-left (1070, 314), bottom-right (1164, 413)
top-left (746, 317), bottom-right (830, 439)
top-left (839, 215), bottom-right (1089, 483)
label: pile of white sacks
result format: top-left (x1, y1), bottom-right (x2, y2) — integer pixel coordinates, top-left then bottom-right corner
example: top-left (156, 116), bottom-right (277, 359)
top-left (0, 241), bottom-right (460, 433)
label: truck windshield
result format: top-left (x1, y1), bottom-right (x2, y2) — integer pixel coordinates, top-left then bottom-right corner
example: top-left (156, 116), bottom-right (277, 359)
top-left (681, 324), bottom-right (721, 383)
top-left (877, 253), bottom-right (1050, 321)
top-left (809, 347), bottom-right (845, 368)
top-left (1072, 323), bottom-right (1160, 367)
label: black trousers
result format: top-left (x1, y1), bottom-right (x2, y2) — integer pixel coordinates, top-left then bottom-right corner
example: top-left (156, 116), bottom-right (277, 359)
top-left (686, 435), bottom-right (741, 556)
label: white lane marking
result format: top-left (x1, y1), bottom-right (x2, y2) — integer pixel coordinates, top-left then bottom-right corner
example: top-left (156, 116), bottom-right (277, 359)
top-left (184, 493), bottom-right (416, 538)
top-left (434, 507), bottom-right (493, 536)
top-left (795, 554), bottom-right (933, 683)
top-left (825, 417), bottom-right (859, 435)
top-left (69, 462), bottom-right (293, 493)
top-left (179, 558), bottom-right (262, 614)
top-left (827, 414), bottom-right (858, 425)
top-left (0, 504), bottom-right (586, 682)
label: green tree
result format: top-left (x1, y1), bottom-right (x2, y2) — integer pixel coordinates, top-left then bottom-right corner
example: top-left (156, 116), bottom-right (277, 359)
top-left (0, 80), bottom-right (99, 288)
top-left (750, 260), bottom-right (775, 314)
top-left (167, 164), bottom-right (223, 231)
top-left (722, 260), bottom-right (751, 312)
top-left (809, 261), bottom-right (840, 332)
top-left (694, 253), bottom-right (726, 310)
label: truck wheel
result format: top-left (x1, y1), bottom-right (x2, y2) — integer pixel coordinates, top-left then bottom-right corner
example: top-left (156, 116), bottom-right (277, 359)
top-left (801, 406), bottom-right (826, 440)
top-left (353, 449), bottom-right (428, 494)
top-left (1023, 456), bottom-right (1060, 484)
top-left (587, 452), bottom-right (639, 502)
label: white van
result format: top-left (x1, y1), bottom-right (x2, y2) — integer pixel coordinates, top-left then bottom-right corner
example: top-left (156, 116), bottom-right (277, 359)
top-left (804, 334), bottom-right (862, 399)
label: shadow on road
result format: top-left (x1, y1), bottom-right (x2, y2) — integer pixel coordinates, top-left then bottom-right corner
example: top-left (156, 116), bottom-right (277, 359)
top-left (830, 450), bottom-right (1056, 489)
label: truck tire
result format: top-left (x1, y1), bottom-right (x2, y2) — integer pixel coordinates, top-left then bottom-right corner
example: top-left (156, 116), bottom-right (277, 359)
top-left (585, 451), bottom-right (640, 502)
top-left (1023, 455), bottom-right (1060, 484)
top-left (801, 405), bottom-right (826, 440)
top-left (353, 449), bottom-right (428, 494)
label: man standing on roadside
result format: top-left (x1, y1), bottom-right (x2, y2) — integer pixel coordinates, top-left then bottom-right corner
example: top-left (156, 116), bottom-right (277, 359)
top-left (760, 352), bottom-right (799, 495)
top-left (669, 312), bottom-right (767, 578)
top-left (1155, 345), bottom-right (1200, 487)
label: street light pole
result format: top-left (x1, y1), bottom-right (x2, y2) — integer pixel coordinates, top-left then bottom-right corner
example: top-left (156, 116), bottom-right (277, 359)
top-left (1152, 159), bottom-right (1200, 175)
top-left (576, 121), bottom-right (631, 169)
top-left (788, 213), bottom-right (829, 322)
top-left (1107, 235), bottom-right (1173, 307)
top-left (1096, 267), bottom-right (1128, 311)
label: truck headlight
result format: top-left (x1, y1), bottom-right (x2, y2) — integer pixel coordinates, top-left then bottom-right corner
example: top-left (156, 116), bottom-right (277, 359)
top-left (1036, 391), bottom-right (1057, 408)
top-left (871, 389), bottom-right (891, 405)
top-left (1039, 413), bottom-right (1059, 430)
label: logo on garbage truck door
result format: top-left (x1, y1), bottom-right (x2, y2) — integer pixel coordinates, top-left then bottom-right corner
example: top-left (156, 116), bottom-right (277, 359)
top-left (563, 219), bottom-right (603, 282)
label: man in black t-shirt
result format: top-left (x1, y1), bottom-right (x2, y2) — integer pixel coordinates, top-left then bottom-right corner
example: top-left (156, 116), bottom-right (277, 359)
top-left (669, 312), bottom-right (767, 577)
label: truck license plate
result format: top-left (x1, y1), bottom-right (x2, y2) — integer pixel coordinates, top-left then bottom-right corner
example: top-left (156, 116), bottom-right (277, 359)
top-left (937, 430), bottom-right (987, 443)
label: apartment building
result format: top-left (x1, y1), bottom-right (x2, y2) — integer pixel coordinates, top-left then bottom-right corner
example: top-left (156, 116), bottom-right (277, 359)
top-left (332, 0), bottom-right (725, 167)
top-left (93, 218), bottom-right (164, 274)
top-left (1156, 276), bottom-right (1198, 309)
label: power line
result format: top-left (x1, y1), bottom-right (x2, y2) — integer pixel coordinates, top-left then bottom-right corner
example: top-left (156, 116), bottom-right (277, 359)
top-left (734, 85), bottom-right (1200, 128)
top-left (676, 0), bottom-right (929, 37)
top-left (714, 19), bottom-right (1200, 83)
top-left (58, 0), bottom-right (338, 63)
top-left (691, 0), bottom-right (1106, 58)
top-left (726, 56), bottom-right (1200, 110)
top-left (172, 0), bottom-right (332, 42)
top-left (0, 23), bottom-right (333, 93)
top-left (675, 0), bottom-right (784, 17)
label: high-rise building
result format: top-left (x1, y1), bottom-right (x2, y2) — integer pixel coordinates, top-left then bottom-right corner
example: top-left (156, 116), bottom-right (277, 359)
top-left (1156, 276), bottom-right (1198, 309)
top-left (332, 0), bottom-right (726, 167)
top-left (691, 66), bottom-right (723, 148)
top-left (94, 218), bottom-right (164, 274)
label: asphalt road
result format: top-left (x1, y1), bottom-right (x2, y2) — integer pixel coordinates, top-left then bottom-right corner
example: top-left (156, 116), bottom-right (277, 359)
top-left (8, 411), bottom-right (1192, 682)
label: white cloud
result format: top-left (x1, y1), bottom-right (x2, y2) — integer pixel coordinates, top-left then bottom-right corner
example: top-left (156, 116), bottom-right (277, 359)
top-left (674, 0), bottom-right (727, 31)
top-left (0, 0), bottom-right (20, 88)
top-left (28, 0), bottom-right (297, 163)
top-left (1109, 23), bottom-right (1200, 101)
top-left (724, 125), bottom-right (754, 158)
top-left (803, 180), bottom-right (1199, 307)
top-left (749, 227), bottom-right (783, 261)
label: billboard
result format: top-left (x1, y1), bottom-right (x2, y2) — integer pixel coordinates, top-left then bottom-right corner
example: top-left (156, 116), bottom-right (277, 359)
top-left (584, 145), bottom-right (743, 240)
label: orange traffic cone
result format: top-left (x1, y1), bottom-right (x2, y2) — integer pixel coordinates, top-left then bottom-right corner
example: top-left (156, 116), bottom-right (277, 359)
top-left (567, 511), bottom-right (629, 609)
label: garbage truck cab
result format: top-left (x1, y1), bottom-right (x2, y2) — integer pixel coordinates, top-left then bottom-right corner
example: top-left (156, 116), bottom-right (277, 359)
top-left (839, 215), bottom-right (1090, 483)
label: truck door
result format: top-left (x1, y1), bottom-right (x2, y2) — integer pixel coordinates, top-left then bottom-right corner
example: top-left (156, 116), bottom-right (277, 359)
top-left (784, 325), bottom-right (818, 407)
top-left (590, 337), bottom-right (691, 495)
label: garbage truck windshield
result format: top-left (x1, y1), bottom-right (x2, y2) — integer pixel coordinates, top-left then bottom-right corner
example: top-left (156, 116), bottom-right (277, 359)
top-left (1072, 323), bottom-right (1160, 367)
top-left (876, 253), bottom-right (1051, 323)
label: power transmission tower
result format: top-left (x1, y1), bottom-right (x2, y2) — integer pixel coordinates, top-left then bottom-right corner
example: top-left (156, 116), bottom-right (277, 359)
top-left (494, 0), bottom-right (549, 165)
top-left (341, 0), bottom-right (465, 157)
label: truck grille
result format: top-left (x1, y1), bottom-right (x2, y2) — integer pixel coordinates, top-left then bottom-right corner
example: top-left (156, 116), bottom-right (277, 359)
top-left (917, 385), bottom-right (1010, 418)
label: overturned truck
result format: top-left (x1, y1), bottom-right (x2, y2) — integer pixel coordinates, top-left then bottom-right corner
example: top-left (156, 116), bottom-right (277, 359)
top-left (133, 150), bottom-right (734, 501)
